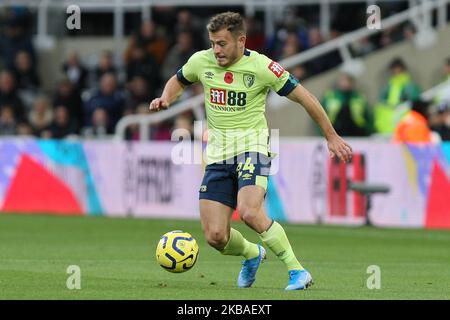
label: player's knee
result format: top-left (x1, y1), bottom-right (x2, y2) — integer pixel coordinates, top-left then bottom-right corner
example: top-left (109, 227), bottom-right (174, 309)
top-left (238, 204), bottom-right (260, 227)
top-left (205, 229), bottom-right (228, 250)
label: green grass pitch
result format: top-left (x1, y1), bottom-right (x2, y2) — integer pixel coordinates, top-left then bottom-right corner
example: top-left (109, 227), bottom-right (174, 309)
top-left (0, 214), bottom-right (449, 300)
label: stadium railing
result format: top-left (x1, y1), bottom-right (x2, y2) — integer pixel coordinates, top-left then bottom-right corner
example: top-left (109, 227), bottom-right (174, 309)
top-left (114, 0), bottom-right (449, 140)
top-left (115, 94), bottom-right (206, 141)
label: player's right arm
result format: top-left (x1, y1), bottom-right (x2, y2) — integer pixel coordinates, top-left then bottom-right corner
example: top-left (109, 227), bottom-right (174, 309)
top-left (148, 75), bottom-right (185, 112)
top-left (149, 51), bottom-right (203, 112)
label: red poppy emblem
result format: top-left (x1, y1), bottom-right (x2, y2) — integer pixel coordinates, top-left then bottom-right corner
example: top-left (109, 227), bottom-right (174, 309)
top-left (224, 72), bottom-right (234, 84)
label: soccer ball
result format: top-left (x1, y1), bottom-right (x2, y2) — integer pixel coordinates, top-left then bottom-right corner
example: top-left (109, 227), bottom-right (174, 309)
top-left (156, 230), bottom-right (199, 273)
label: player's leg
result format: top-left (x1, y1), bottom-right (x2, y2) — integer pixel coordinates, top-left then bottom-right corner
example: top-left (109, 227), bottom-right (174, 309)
top-left (237, 185), bottom-right (304, 271)
top-left (199, 162), bottom-right (263, 288)
top-left (198, 163), bottom-right (259, 260)
top-left (238, 185), bottom-right (313, 290)
top-left (236, 152), bottom-right (313, 290)
top-left (199, 199), bottom-right (259, 260)
top-left (236, 185), bottom-right (271, 233)
top-left (199, 199), bottom-right (233, 250)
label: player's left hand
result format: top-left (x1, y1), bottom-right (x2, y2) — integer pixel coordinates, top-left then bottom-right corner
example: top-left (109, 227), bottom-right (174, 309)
top-left (327, 134), bottom-right (353, 163)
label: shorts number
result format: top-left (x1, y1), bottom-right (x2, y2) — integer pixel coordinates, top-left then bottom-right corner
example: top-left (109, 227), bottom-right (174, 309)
top-left (237, 157), bottom-right (255, 176)
top-left (243, 157), bottom-right (255, 173)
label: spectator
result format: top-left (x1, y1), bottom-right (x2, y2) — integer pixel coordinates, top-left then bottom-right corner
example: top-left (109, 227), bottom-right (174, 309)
top-left (125, 76), bottom-right (152, 112)
top-left (0, 8), bottom-right (36, 70)
top-left (378, 26), bottom-right (403, 48)
top-left (53, 78), bottom-right (84, 131)
top-left (82, 108), bottom-right (111, 138)
top-left (125, 103), bottom-right (151, 140)
top-left (124, 20), bottom-right (168, 65)
top-left (161, 31), bottom-right (195, 82)
top-left (151, 120), bottom-right (173, 141)
top-left (305, 27), bottom-right (342, 76)
top-left (16, 122), bottom-right (33, 136)
top-left (307, 26), bottom-right (323, 49)
top-left (266, 25), bottom-right (288, 60)
top-left (148, 103), bottom-right (174, 141)
top-left (44, 105), bottom-right (77, 139)
top-left (321, 73), bottom-right (372, 137)
top-left (351, 36), bottom-right (376, 57)
top-left (304, 27), bottom-right (326, 75)
top-left (374, 58), bottom-right (421, 134)
top-left (402, 23), bottom-right (416, 41)
top-left (324, 29), bottom-right (343, 68)
top-left (28, 96), bottom-right (53, 137)
top-left (174, 9), bottom-right (205, 50)
top-left (244, 17), bottom-right (265, 52)
top-left (429, 101), bottom-right (450, 141)
top-left (135, 102), bottom-right (150, 116)
top-left (62, 51), bottom-right (88, 91)
top-left (125, 45), bottom-right (160, 90)
top-left (288, 65), bottom-right (308, 82)
top-left (266, 8), bottom-right (308, 59)
top-left (84, 73), bottom-right (125, 131)
top-left (0, 105), bottom-right (17, 135)
top-left (393, 99), bottom-right (432, 143)
top-left (280, 32), bottom-right (301, 59)
top-left (12, 50), bottom-right (40, 91)
top-left (380, 58), bottom-right (421, 104)
top-left (94, 50), bottom-right (117, 86)
top-left (0, 70), bottom-right (25, 121)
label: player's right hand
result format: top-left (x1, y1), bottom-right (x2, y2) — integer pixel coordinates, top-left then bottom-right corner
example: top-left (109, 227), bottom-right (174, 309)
top-left (149, 98), bottom-right (169, 112)
top-left (327, 134), bottom-right (353, 163)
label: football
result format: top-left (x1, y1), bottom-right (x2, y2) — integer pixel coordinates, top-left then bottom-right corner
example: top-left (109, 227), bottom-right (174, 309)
top-left (156, 230), bottom-right (199, 273)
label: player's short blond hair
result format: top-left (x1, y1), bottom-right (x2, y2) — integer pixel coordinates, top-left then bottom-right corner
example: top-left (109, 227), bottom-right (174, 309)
top-left (206, 12), bottom-right (246, 38)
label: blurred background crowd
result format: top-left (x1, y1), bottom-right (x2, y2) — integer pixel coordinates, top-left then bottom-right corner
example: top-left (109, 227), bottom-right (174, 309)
top-left (0, 3), bottom-right (449, 142)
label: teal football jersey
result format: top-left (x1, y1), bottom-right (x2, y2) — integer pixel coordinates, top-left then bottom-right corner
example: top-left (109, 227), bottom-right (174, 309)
top-left (177, 48), bottom-right (298, 164)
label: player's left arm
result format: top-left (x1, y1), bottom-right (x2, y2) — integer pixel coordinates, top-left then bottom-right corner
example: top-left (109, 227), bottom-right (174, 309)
top-left (287, 84), bottom-right (353, 163)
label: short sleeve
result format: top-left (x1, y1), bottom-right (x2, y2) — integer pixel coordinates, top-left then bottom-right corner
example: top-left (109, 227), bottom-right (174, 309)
top-left (176, 51), bottom-right (202, 85)
top-left (260, 55), bottom-right (299, 96)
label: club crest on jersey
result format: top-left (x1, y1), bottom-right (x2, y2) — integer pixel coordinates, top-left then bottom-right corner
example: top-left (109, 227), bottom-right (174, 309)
top-left (268, 61), bottom-right (284, 78)
top-left (243, 73), bottom-right (255, 88)
top-left (224, 72), bottom-right (234, 84)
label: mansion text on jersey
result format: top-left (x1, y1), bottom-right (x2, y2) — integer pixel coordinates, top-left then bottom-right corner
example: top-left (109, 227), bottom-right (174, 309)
top-left (210, 104), bottom-right (246, 112)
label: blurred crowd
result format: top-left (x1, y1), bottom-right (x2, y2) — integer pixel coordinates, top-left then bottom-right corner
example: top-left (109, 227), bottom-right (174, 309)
top-left (321, 57), bottom-right (450, 143)
top-left (0, 7), bottom-right (204, 140)
top-left (0, 5), bottom-right (449, 142)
